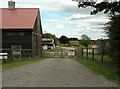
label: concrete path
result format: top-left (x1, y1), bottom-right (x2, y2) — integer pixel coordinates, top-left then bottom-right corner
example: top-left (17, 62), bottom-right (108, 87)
top-left (2, 58), bottom-right (118, 87)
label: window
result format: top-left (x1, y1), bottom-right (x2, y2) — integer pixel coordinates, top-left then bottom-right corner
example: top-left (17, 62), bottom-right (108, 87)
top-left (6, 32), bottom-right (24, 36)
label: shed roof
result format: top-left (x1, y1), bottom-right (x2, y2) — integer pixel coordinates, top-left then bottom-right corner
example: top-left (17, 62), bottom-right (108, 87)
top-left (0, 8), bottom-right (39, 29)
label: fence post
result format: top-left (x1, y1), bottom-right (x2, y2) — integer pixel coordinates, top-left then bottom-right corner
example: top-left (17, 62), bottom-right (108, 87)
top-left (61, 49), bottom-right (63, 58)
top-left (86, 48), bottom-right (88, 59)
top-left (101, 48), bottom-right (104, 63)
top-left (41, 50), bottom-right (43, 58)
top-left (10, 49), bottom-right (12, 60)
top-left (81, 48), bottom-right (83, 58)
top-left (92, 48), bottom-right (94, 60)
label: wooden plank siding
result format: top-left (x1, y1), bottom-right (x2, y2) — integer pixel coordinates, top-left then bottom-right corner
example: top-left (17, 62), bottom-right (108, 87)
top-left (2, 30), bottom-right (32, 49)
top-left (2, 30), bottom-right (32, 56)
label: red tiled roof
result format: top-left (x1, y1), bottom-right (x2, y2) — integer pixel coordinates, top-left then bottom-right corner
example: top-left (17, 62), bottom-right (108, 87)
top-left (0, 8), bottom-right (39, 29)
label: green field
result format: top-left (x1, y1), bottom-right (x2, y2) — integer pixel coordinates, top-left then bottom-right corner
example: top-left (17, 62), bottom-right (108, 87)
top-left (69, 41), bottom-right (80, 47)
top-left (57, 40), bottom-right (81, 47)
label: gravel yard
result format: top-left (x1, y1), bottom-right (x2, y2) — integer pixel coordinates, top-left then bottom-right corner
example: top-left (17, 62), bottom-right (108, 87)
top-left (2, 58), bottom-right (118, 87)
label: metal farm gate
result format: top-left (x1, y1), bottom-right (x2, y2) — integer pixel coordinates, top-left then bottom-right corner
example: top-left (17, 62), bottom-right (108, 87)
top-left (42, 49), bottom-right (75, 58)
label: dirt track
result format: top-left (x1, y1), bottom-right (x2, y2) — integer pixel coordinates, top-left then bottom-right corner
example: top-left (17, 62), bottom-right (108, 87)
top-left (2, 58), bottom-right (117, 87)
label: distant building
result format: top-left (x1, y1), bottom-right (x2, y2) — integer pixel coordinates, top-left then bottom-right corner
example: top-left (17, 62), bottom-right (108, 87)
top-left (0, 0), bottom-right (43, 56)
top-left (42, 38), bottom-right (55, 50)
top-left (91, 41), bottom-right (97, 48)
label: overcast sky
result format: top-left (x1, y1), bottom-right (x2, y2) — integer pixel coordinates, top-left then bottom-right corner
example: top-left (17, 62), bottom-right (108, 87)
top-left (0, 0), bottom-right (110, 40)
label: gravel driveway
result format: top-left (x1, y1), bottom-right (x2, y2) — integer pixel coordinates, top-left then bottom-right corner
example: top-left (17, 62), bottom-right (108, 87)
top-left (2, 58), bottom-right (118, 87)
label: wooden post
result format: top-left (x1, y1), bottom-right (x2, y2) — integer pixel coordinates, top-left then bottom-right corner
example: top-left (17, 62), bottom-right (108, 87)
top-left (92, 48), bottom-right (94, 60)
top-left (23, 49), bottom-right (25, 58)
top-left (20, 46), bottom-right (21, 59)
top-left (86, 48), bottom-right (88, 59)
top-left (41, 49), bottom-right (43, 58)
top-left (10, 48), bottom-right (12, 60)
top-left (81, 48), bottom-right (83, 58)
top-left (61, 49), bottom-right (63, 58)
top-left (101, 48), bottom-right (104, 63)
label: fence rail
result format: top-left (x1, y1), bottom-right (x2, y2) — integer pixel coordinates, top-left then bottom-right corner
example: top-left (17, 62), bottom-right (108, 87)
top-left (0, 47), bottom-right (111, 63)
top-left (42, 49), bottom-right (75, 58)
top-left (0, 49), bottom-right (41, 62)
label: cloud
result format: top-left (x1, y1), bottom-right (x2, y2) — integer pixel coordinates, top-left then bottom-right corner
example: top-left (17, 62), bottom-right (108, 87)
top-left (41, 11), bottom-right (109, 39)
top-left (0, 0), bottom-right (110, 40)
top-left (68, 13), bottom-right (94, 20)
top-left (0, 0), bottom-right (93, 14)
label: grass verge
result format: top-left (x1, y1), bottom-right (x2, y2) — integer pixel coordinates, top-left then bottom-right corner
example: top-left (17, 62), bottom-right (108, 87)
top-left (2, 57), bottom-right (45, 71)
top-left (75, 57), bottom-right (118, 82)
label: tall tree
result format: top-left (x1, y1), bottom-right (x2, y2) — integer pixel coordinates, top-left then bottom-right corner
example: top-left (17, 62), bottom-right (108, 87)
top-left (76, 1), bottom-right (120, 15)
top-left (104, 15), bottom-right (120, 63)
top-left (59, 35), bottom-right (69, 44)
top-left (80, 34), bottom-right (91, 47)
